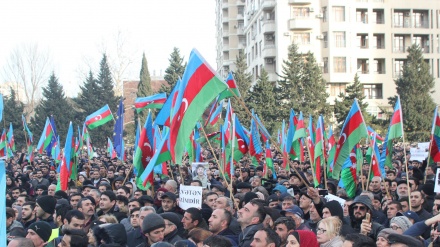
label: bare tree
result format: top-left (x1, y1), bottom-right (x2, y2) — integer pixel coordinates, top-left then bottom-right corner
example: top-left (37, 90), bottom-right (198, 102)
top-left (2, 44), bottom-right (51, 116)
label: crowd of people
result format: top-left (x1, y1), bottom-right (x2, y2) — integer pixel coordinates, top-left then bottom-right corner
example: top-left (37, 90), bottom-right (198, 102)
top-left (4, 145), bottom-right (440, 247)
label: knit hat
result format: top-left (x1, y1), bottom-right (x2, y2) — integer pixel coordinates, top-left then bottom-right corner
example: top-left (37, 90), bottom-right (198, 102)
top-left (377, 228), bottom-right (396, 240)
top-left (36, 195), bottom-right (57, 214)
top-left (390, 216), bottom-right (413, 232)
top-left (28, 221), bottom-right (52, 242)
top-left (324, 200), bottom-right (344, 221)
top-left (142, 213), bottom-right (165, 234)
top-left (243, 192), bottom-right (258, 204)
top-left (160, 212), bottom-right (182, 228)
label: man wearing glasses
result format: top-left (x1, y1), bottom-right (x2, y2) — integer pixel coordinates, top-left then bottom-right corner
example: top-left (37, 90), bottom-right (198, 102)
top-left (348, 195), bottom-right (384, 240)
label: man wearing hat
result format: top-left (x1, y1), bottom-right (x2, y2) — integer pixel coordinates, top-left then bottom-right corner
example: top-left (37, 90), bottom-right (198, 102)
top-left (26, 221), bottom-right (53, 247)
top-left (282, 205), bottom-right (310, 231)
top-left (140, 213), bottom-right (166, 247)
top-left (36, 195), bottom-right (57, 228)
top-left (236, 182), bottom-right (252, 194)
top-left (160, 212), bottom-right (183, 244)
top-left (158, 192), bottom-right (183, 216)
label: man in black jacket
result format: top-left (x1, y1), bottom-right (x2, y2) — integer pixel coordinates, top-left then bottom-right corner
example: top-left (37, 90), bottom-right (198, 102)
top-left (208, 208), bottom-right (238, 246)
top-left (349, 195), bottom-right (384, 240)
top-left (127, 207), bottom-right (146, 247)
top-left (237, 199), bottom-right (265, 247)
top-left (160, 212), bottom-right (183, 245)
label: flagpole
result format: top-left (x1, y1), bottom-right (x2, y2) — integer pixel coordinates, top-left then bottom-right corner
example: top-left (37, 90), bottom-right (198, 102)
top-left (199, 124), bottom-right (235, 203)
top-left (305, 137), bottom-right (317, 188)
top-left (397, 95), bottom-right (412, 209)
top-left (366, 153), bottom-right (373, 191)
top-left (228, 89), bottom-right (310, 188)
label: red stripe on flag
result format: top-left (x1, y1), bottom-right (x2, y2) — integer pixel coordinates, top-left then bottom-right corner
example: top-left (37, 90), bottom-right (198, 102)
top-left (390, 109), bottom-right (401, 126)
top-left (85, 109), bottom-right (112, 126)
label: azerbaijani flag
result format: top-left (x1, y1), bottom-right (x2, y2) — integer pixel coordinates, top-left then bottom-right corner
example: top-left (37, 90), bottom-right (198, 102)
top-left (134, 112), bottom-right (154, 181)
top-left (139, 131), bottom-right (170, 189)
top-left (218, 71), bottom-right (241, 100)
top-left (135, 93), bottom-right (167, 113)
top-left (367, 126), bottom-right (384, 144)
top-left (381, 98), bottom-right (404, 168)
top-left (107, 137), bottom-right (117, 159)
top-left (339, 147), bottom-right (359, 198)
top-left (7, 123), bottom-right (15, 152)
top-left (156, 79), bottom-right (182, 126)
top-left (59, 122), bottom-right (74, 191)
top-left (313, 116), bottom-right (325, 186)
top-left (205, 101), bottom-right (223, 127)
top-left (85, 104), bottom-right (114, 130)
top-left (0, 130), bottom-right (6, 157)
top-left (430, 106), bottom-right (440, 163)
top-left (249, 117), bottom-right (263, 166)
top-left (293, 111), bottom-right (306, 141)
top-left (370, 133), bottom-right (383, 177)
top-left (265, 140), bottom-right (276, 179)
top-left (332, 99), bottom-right (368, 180)
top-left (36, 118), bottom-right (54, 154)
top-left (327, 126), bottom-right (336, 178)
top-left (169, 49), bottom-right (228, 163)
top-left (22, 115), bottom-right (33, 145)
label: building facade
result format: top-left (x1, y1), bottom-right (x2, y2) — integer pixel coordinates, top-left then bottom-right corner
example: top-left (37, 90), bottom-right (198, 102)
top-left (215, 0), bottom-right (440, 118)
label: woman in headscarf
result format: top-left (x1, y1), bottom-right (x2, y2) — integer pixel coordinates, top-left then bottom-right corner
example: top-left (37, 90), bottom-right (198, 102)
top-left (286, 230), bottom-right (319, 247)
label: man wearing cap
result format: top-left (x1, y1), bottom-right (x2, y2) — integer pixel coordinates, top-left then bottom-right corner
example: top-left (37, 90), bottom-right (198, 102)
top-left (396, 181), bottom-right (409, 200)
top-left (36, 195), bottom-right (57, 228)
top-left (267, 194), bottom-right (280, 209)
top-left (387, 233), bottom-right (423, 247)
top-left (26, 221), bottom-right (53, 247)
top-left (139, 213), bottom-right (166, 247)
top-left (208, 208), bottom-right (238, 246)
top-left (157, 192), bottom-right (183, 216)
top-left (282, 205), bottom-right (310, 231)
top-left (160, 212), bottom-right (183, 245)
top-left (236, 182), bottom-right (252, 194)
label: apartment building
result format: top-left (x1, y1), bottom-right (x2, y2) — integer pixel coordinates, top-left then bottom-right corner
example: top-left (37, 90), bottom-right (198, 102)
top-left (215, 0), bottom-right (440, 118)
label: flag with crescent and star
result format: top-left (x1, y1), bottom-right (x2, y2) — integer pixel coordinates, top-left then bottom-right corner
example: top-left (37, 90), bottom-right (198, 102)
top-left (113, 99), bottom-right (124, 160)
top-left (85, 104), bottom-right (114, 130)
top-left (169, 49), bottom-right (228, 163)
top-left (36, 117), bottom-right (54, 154)
top-left (332, 99), bottom-right (368, 180)
top-left (134, 112), bottom-right (154, 183)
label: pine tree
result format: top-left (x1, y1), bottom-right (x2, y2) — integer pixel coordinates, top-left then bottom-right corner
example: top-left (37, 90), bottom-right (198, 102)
top-left (30, 72), bottom-right (74, 140)
top-left (334, 74), bottom-right (369, 129)
top-left (133, 53), bottom-right (153, 139)
top-left (390, 44), bottom-right (436, 141)
top-left (74, 71), bottom-right (100, 121)
top-left (3, 87), bottom-right (26, 150)
top-left (301, 52), bottom-right (331, 119)
top-left (246, 69), bottom-right (277, 133)
top-left (232, 49), bottom-right (253, 126)
top-left (276, 43), bottom-right (304, 122)
top-left (160, 47), bottom-right (186, 94)
top-left (93, 54), bottom-right (119, 146)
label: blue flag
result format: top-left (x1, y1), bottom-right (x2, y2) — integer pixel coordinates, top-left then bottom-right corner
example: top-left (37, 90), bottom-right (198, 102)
top-left (113, 99), bottom-right (124, 160)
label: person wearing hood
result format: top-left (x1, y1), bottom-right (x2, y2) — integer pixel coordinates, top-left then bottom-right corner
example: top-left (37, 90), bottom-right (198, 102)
top-left (322, 200), bottom-right (355, 237)
top-left (348, 195), bottom-right (384, 240)
top-left (93, 223), bottom-right (127, 246)
top-left (160, 212), bottom-right (183, 245)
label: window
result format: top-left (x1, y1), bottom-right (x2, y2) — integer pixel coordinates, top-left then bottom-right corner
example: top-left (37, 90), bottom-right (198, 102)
top-left (333, 6), bottom-right (345, 22)
top-left (323, 32), bottom-right (328, 48)
top-left (323, 57), bottom-right (328, 73)
top-left (363, 84), bottom-right (383, 99)
top-left (373, 34), bottom-right (385, 49)
top-left (334, 32), bottom-right (346, 47)
top-left (292, 7), bottom-right (310, 18)
top-left (394, 59), bottom-right (405, 77)
top-left (393, 36), bottom-right (405, 53)
top-left (357, 59), bottom-right (369, 74)
top-left (372, 9), bottom-right (385, 24)
top-left (357, 34), bottom-right (368, 48)
top-left (413, 11), bottom-right (428, 28)
top-left (293, 33), bottom-right (310, 45)
top-left (356, 9), bottom-right (368, 24)
top-left (328, 83), bottom-right (346, 96)
top-left (334, 57), bottom-right (346, 73)
top-left (393, 11), bottom-right (410, 27)
top-left (373, 59), bottom-right (385, 74)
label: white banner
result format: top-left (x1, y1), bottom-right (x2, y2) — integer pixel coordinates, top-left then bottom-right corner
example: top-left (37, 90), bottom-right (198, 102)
top-left (435, 169), bottom-right (440, 193)
top-left (325, 194), bottom-right (346, 208)
top-left (179, 185), bottom-right (203, 210)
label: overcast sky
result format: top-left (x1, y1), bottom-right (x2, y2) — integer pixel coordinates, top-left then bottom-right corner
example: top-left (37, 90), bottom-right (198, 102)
top-left (0, 0), bottom-right (217, 97)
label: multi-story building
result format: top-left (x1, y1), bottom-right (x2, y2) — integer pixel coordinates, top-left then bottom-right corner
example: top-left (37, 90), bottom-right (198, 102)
top-left (215, 0), bottom-right (440, 119)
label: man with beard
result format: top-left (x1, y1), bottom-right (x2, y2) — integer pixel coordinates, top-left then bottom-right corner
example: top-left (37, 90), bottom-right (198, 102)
top-left (349, 195), bottom-right (384, 240)
top-left (35, 195), bottom-right (57, 228)
top-left (410, 190), bottom-right (432, 221)
top-left (21, 202), bottom-right (37, 230)
top-left (208, 209), bottom-right (238, 246)
top-left (397, 180), bottom-right (409, 199)
top-left (237, 199), bottom-right (266, 247)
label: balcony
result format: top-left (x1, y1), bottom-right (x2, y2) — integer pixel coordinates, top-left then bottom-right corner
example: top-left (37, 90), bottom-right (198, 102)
top-left (288, 0), bottom-right (311, 4)
top-left (262, 0), bottom-right (276, 10)
top-left (288, 18), bottom-right (313, 30)
top-left (262, 20), bottom-right (276, 34)
top-left (262, 44), bottom-right (276, 58)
